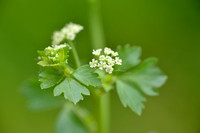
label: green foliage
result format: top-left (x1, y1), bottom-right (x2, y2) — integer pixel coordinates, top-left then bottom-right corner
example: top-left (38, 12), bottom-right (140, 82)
top-left (116, 80), bottom-right (145, 115)
top-left (120, 58), bottom-right (167, 96)
top-left (96, 70), bottom-right (114, 92)
top-left (56, 104), bottom-right (87, 133)
top-left (21, 78), bottom-right (64, 111)
top-left (22, 20), bottom-right (168, 133)
top-left (115, 44), bottom-right (141, 71)
top-left (73, 65), bottom-right (101, 87)
top-left (54, 77), bottom-right (90, 104)
top-left (56, 103), bottom-right (97, 133)
top-left (37, 44), bottom-right (70, 67)
top-left (114, 45), bottom-right (167, 114)
top-left (39, 67), bottom-right (64, 89)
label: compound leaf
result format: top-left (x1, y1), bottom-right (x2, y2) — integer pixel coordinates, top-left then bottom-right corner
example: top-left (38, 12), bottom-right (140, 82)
top-left (116, 80), bottom-right (146, 115)
top-left (73, 65), bottom-right (101, 87)
top-left (120, 57), bottom-right (167, 96)
top-left (39, 67), bottom-right (64, 89)
top-left (54, 77), bottom-right (90, 104)
top-left (116, 44), bottom-right (141, 71)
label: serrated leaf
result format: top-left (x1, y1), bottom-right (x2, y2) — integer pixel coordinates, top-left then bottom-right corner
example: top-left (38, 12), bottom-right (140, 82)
top-left (56, 104), bottom-right (87, 133)
top-left (54, 77), bottom-right (90, 104)
top-left (21, 78), bottom-right (65, 111)
top-left (116, 80), bottom-right (146, 115)
top-left (73, 65), bottom-right (101, 87)
top-left (116, 44), bottom-right (141, 71)
top-left (121, 57), bottom-right (167, 96)
top-left (39, 67), bottom-right (64, 89)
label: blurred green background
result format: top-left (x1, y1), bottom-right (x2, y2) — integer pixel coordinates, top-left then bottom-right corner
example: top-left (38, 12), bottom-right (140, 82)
top-left (0, 0), bottom-right (200, 132)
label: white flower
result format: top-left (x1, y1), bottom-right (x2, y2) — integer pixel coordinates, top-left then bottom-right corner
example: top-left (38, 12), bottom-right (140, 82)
top-left (108, 59), bottom-right (115, 66)
top-left (111, 51), bottom-right (118, 57)
top-left (53, 43), bottom-right (67, 50)
top-left (105, 65), bottom-right (114, 74)
top-left (89, 47), bottom-right (122, 74)
top-left (67, 22), bottom-right (83, 33)
top-left (92, 49), bottom-right (102, 56)
top-left (61, 27), bottom-right (71, 35)
top-left (99, 55), bottom-right (106, 60)
top-left (115, 57), bottom-right (122, 65)
top-left (52, 31), bottom-right (65, 45)
top-left (89, 59), bottom-right (98, 68)
top-left (52, 22), bottom-right (83, 45)
top-left (104, 47), bottom-right (112, 55)
top-left (67, 32), bottom-right (76, 41)
top-left (105, 56), bottom-right (112, 62)
top-left (98, 61), bottom-right (106, 70)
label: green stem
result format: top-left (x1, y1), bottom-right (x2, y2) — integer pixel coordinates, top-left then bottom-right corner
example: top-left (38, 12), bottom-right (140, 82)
top-left (88, 0), bottom-right (110, 133)
top-left (88, 0), bottom-right (105, 49)
top-left (69, 41), bottom-right (81, 68)
top-left (95, 93), bottom-right (110, 133)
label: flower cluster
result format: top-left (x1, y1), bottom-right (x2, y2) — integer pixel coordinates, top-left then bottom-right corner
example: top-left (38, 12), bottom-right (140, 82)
top-left (89, 47), bottom-right (122, 74)
top-left (38, 43), bottom-right (70, 64)
top-left (52, 22), bottom-right (83, 45)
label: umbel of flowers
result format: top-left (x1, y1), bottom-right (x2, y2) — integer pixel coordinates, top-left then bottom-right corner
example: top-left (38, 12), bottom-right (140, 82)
top-left (37, 22), bottom-right (83, 66)
top-left (89, 47), bottom-right (122, 74)
top-left (52, 22), bottom-right (83, 45)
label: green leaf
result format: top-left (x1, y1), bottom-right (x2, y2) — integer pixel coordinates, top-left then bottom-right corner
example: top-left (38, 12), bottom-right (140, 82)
top-left (37, 60), bottom-right (59, 67)
top-left (116, 80), bottom-right (146, 115)
top-left (56, 104), bottom-right (87, 133)
top-left (37, 50), bottom-right (45, 57)
top-left (37, 45), bottom-right (70, 67)
top-left (39, 67), bottom-right (64, 89)
top-left (54, 77), bottom-right (90, 104)
top-left (21, 78), bottom-right (64, 111)
top-left (116, 44), bottom-right (141, 71)
top-left (73, 65), bottom-right (101, 87)
top-left (37, 60), bottom-right (50, 67)
top-left (57, 45), bottom-right (70, 63)
top-left (121, 58), bottom-right (167, 96)
top-left (95, 70), bottom-right (114, 92)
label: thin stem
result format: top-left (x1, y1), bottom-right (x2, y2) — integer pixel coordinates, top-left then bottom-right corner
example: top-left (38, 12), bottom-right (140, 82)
top-left (88, 0), bottom-right (105, 49)
top-left (99, 93), bottom-right (110, 133)
top-left (88, 0), bottom-right (110, 133)
top-left (69, 41), bottom-right (81, 68)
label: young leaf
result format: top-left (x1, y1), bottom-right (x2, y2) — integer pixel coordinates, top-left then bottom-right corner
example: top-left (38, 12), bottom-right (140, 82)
top-left (37, 44), bottom-right (70, 67)
top-left (116, 44), bottom-right (141, 71)
top-left (54, 77), bottom-right (90, 104)
top-left (39, 67), bottom-right (64, 89)
top-left (73, 65), bottom-right (101, 87)
top-left (96, 70), bottom-right (114, 92)
top-left (57, 45), bottom-right (70, 63)
top-left (116, 80), bottom-right (146, 115)
top-left (21, 78), bottom-right (64, 111)
top-left (37, 60), bottom-right (50, 67)
top-left (120, 58), bottom-right (167, 96)
top-left (56, 104), bottom-right (87, 133)
top-left (37, 50), bottom-right (46, 56)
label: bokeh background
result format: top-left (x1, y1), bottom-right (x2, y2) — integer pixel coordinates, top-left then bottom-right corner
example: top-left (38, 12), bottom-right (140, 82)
top-left (0, 0), bottom-right (200, 133)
